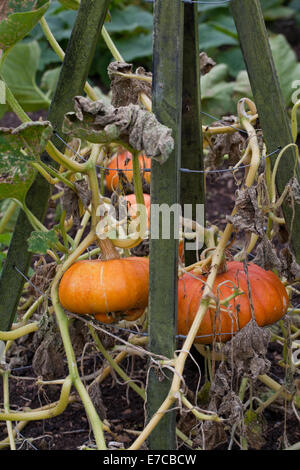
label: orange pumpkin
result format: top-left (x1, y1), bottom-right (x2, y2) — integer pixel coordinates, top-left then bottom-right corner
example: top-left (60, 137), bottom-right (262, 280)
top-left (177, 261), bottom-right (288, 344)
top-left (125, 193), bottom-right (151, 227)
top-left (105, 151), bottom-right (151, 192)
top-left (59, 257), bottom-right (149, 323)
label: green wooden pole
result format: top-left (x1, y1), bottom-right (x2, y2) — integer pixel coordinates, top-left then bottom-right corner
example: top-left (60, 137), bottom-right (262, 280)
top-left (230, 0), bottom-right (300, 261)
top-left (0, 0), bottom-right (111, 331)
top-left (147, 0), bottom-right (184, 451)
top-left (48, 0), bottom-right (111, 145)
top-left (180, 1), bottom-right (205, 267)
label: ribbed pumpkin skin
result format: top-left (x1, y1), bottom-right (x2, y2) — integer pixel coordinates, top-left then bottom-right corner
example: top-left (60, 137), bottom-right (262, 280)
top-left (178, 261), bottom-right (289, 344)
top-left (105, 151), bottom-right (151, 192)
top-left (59, 257), bottom-right (149, 320)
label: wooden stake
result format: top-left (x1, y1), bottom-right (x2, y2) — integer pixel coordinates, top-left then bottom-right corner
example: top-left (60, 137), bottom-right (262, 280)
top-left (147, 0), bottom-right (184, 450)
top-left (180, 1), bottom-right (205, 266)
top-left (231, 0), bottom-right (300, 262)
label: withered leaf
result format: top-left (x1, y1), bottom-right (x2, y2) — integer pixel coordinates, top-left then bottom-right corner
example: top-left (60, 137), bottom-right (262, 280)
top-left (61, 179), bottom-right (91, 226)
top-left (280, 246), bottom-right (300, 281)
top-left (108, 61), bottom-right (152, 108)
top-left (199, 52), bottom-right (216, 76)
top-left (252, 236), bottom-right (282, 273)
top-left (227, 186), bottom-right (265, 236)
top-left (62, 96), bottom-right (174, 164)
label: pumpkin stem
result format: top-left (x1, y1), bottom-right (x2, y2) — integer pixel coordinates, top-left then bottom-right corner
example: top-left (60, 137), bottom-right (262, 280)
top-left (97, 237), bottom-right (120, 260)
top-left (87, 145), bottom-right (121, 261)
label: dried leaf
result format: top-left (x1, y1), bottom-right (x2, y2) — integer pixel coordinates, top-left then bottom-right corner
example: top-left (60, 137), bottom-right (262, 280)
top-left (280, 246), bottom-right (300, 281)
top-left (199, 52), bottom-right (216, 76)
top-left (32, 316), bottom-right (65, 380)
top-left (252, 236), bottom-right (282, 273)
top-left (227, 186), bottom-right (265, 236)
top-left (61, 179), bottom-right (91, 226)
top-left (108, 61), bottom-right (152, 107)
top-left (32, 333), bottom-right (65, 380)
top-left (223, 320), bottom-right (271, 380)
top-left (285, 176), bottom-right (300, 206)
top-left (200, 320), bottom-right (271, 448)
top-left (74, 179), bottom-right (92, 209)
top-left (28, 261), bottom-right (56, 298)
top-left (62, 96), bottom-right (174, 164)
top-left (205, 116), bottom-right (246, 169)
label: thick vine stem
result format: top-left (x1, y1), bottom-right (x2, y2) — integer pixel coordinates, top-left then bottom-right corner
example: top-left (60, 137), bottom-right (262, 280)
top-left (270, 143), bottom-right (299, 205)
top-left (0, 201), bottom-right (18, 234)
top-left (39, 16), bottom-right (99, 102)
top-left (291, 99), bottom-right (300, 143)
top-left (50, 231), bottom-right (107, 450)
top-left (0, 322), bottom-right (39, 341)
top-left (0, 375), bottom-right (72, 421)
top-left (233, 98), bottom-right (261, 261)
top-left (0, 421), bottom-right (27, 450)
top-left (87, 145), bottom-right (120, 260)
top-left (1, 370), bottom-right (16, 449)
top-left (180, 393), bottom-right (221, 422)
top-left (237, 98), bottom-right (260, 187)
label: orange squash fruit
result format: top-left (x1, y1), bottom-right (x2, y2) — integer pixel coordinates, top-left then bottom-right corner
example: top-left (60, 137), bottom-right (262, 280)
top-left (177, 261), bottom-right (289, 344)
top-left (125, 193), bottom-right (151, 227)
top-left (105, 151), bottom-right (151, 192)
top-left (59, 257), bottom-right (149, 322)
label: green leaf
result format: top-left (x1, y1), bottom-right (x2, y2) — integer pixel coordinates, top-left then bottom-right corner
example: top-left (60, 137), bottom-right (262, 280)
top-left (27, 228), bottom-right (58, 254)
top-left (214, 47), bottom-right (245, 78)
top-left (0, 199), bottom-right (19, 232)
top-left (197, 3), bottom-right (228, 13)
top-left (234, 70), bottom-right (253, 99)
top-left (0, 0), bottom-right (50, 49)
top-left (270, 34), bottom-right (300, 106)
top-left (263, 7), bottom-right (295, 20)
top-left (114, 32), bottom-right (153, 61)
top-left (198, 23), bottom-right (238, 51)
top-left (289, 0), bottom-right (300, 29)
top-left (0, 40), bottom-right (51, 114)
top-left (106, 5), bottom-right (153, 34)
top-left (260, 0), bottom-right (282, 9)
top-left (200, 64), bottom-right (236, 122)
top-left (41, 66), bottom-right (61, 98)
top-left (232, 35), bottom-right (300, 108)
top-left (0, 232), bottom-right (12, 245)
top-left (58, 0), bottom-right (80, 10)
top-left (36, 41), bottom-right (61, 71)
top-left (207, 13), bottom-right (238, 40)
top-left (0, 121), bottom-right (52, 201)
top-left (29, 6), bottom-right (76, 41)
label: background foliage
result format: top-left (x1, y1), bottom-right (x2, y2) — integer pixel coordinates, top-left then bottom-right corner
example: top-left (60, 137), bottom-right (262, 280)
top-left (1, 0), bottom-right (299, 122)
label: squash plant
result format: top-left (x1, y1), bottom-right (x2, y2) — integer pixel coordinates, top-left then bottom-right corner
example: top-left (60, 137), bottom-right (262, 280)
top-left (0, 0), bottom-right (299, 452)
